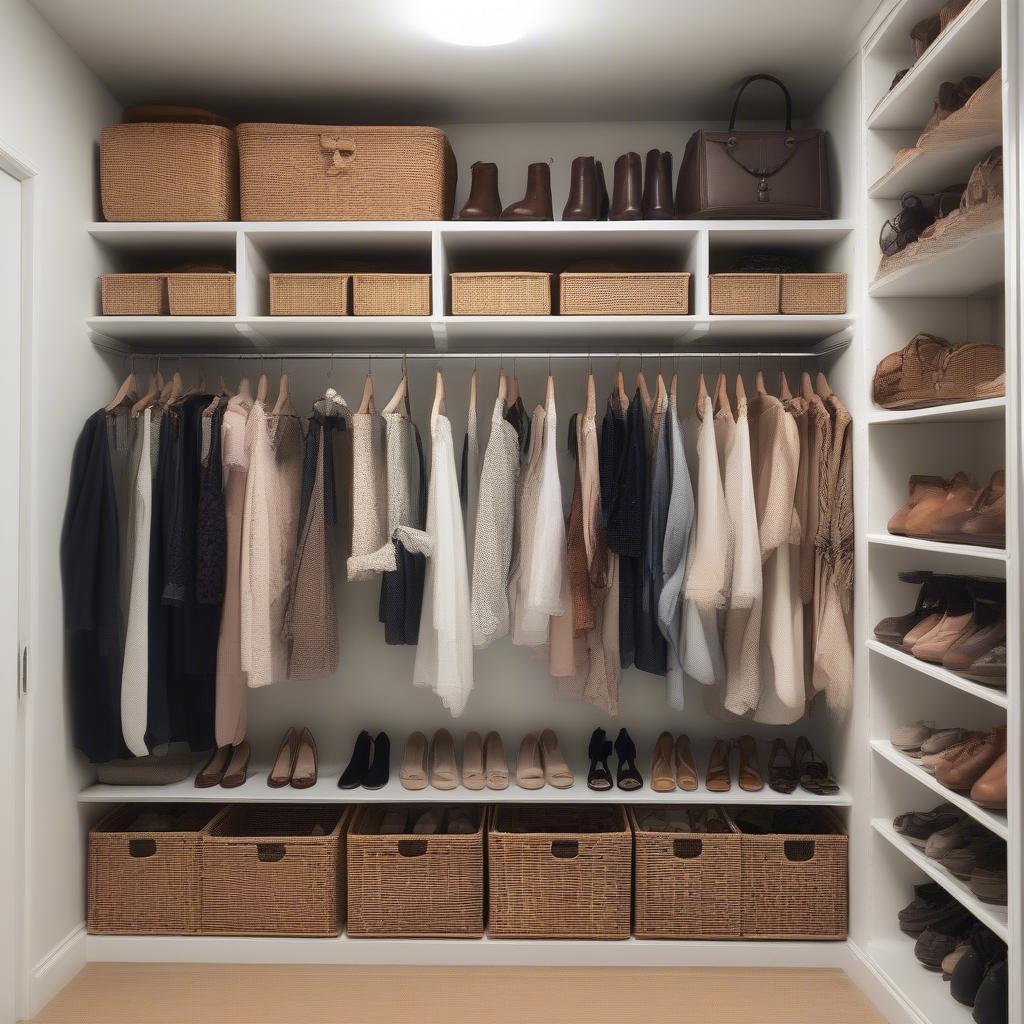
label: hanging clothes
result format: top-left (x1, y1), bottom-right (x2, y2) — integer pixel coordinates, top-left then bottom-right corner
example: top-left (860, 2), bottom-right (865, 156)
top-left (346, 401), bottom-right (387, 581)
top-left (526, 383), bottom-right (566, 624)
top-left (505, 393), bottom-right (531, 460)
top-left (471, 391), bottom-right (520, 648)
top-left (414, 399), bottom-right (473, 717)
top-left (460, 373), bottom-right (480, 560)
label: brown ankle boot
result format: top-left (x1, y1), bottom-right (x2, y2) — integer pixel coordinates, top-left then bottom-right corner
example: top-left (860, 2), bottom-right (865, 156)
top-left (562, 156), bottom-right (607, 221)
top-left (501, 162), bottom-right (553, 220)
top-left (642, 149), bottom-right (673, 219)
top-left (458, 161), bottom-right (502, 220)
top-left (610, 151), bottom-right (642, 220)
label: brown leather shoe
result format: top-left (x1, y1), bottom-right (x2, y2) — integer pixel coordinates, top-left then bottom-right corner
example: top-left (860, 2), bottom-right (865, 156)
top-left (737, 735), bottom-right (764, 792)
top-left (920, 732), bottom-right (985, 773)
top-left (220, 740), bottom-right (251, 789)
top-left (965, 641), bottom-right (1006, 687)
top-left (562, 156), bottom-right (608, 221)
top-left (911, 577), bottom-right (973, 663)
top-left (650, 731), bottom-right (675, 792)
top-left (935, 726), bottom-right (1005, 791)
top-left (500, 162), bottom-right (553, 220)
top-left (289, 728), bottom-right (318, 789)
top-left (195, 745), bottom-right (232, 788)
top-left (889, 475), bottom-right (948, 535)
top-left (610, 151), bottom-right (642, 220)
top-left (458, 161), bottom-right (502, 220)
top-left (970, 752), bottom-right (1007, 809)
top-left (906, 472), bottom-right (977, 537)
top-left (642, 149), bottom-right (673, 219)
top-left (958, 470), bottom-right (1005, 547)
top-left (705, 738), bottom-right (732, 792)
top-left (942, 582), bottom-right (1006, 675)
top-left (675, 734), bottom-right (698, 792)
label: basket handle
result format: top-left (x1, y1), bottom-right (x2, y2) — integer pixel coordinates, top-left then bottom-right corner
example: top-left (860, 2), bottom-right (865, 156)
top-left (257, 843), bottom-right (286, 863)
top-left (397, 840), bottom-right (428, 858)
top-left (783, 840), bottom-right (816, 862)
top-left (672, 838), bottom-right (703, 860)
top-left (128, 839), bottom-right (156, 859)
top-left (550, 840), bottom-right (579, 860)
top-left (319, 135), bottom-right (356, 176)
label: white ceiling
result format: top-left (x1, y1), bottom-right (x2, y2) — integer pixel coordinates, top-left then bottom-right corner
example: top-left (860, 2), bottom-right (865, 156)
top-left (31, 0), bottom-right (879, 123)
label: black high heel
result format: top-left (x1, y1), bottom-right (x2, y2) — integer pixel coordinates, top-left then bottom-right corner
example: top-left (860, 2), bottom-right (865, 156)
top-left (614, 728), bottom-right (643, 791)
top-left (363, 731), bottom-right (390, 790)
top-left (587, 727), bottom-right (613, 791)
top-left (338, 730), bottom-right (372, 789)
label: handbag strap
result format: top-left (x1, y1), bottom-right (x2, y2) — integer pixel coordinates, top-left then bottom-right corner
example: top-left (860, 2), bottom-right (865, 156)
top-left (729, 74), bottom-right (793, 131)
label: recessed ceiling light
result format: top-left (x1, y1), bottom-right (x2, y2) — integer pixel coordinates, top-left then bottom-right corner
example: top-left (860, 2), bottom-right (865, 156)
top-left (420, 0), bottom-right (533, 46)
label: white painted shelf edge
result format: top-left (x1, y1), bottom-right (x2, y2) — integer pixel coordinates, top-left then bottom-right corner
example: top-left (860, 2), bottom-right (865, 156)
top-left (866, 532), bottom-right (1008, 561)
top-left (870, 740), bottom-right (1008, 840)
top-left (866, 397), bottom-right (1006, 424)
top-left (871, 818), bottom-right (1008, 940)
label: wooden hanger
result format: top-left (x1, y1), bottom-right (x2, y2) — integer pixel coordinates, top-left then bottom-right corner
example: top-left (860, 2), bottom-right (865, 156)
top-left (694, 373), bottom-right (709, 419)
top-left (669, 371), bottom-right (678, 406)
top-left (735, 372), bottom-right (747, 405)
top-left (255, 371), bottom-right (269, 405)
top-left (236, 375), bottom-right (253, 403)
top-left (105, 368), bottom-right (138, 412)
top-left (815, 370), bottom-right (833, 399)
top-left (469, 368), bottom-right (477, 410)
top-left (271, 370), bottom-right (290, 417)
top-left (431, 369), bottom-right (445, 422)
top-left (713, 371), bottom-right (732, 417)
top-left (544, 372), bottom-right (555, 407)
top-left (507, 372), bottom-right (519, 405)
top-left (636, 369), bottom-right (651, 408)
top-left (161, 369), bottom-right (184, 407)
top-left (779, 371), bottom-right (793, 402)
top-left (585, 372), bottom-right (596, 419)
top-left (497, 371), bottom-right (508, 405)
top-left (218, 376), bottom-right (233, 398)
top-left (615, 370), bottom-right (627, 409)
top-left (655, 371), bottom-right (667, 406)
top-left (754, 369), bottom-right (767, 395)
top-left (357, 367), bottom-right (374, 414)
top-left (131, 371), bottom-right (163, 416)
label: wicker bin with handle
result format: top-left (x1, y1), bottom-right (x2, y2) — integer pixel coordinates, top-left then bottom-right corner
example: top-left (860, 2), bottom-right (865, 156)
top-left (488, 804), bottom-right (632, 939)
top-left (346, 804), bottom-right (484, 938)
top-left (738, 808), bottom-right (849, 939)
top-left (352, 273), bottom-right (431, 316)
top-left (780, 273), bottom-right (847, 314)
top-left (559, 272), bottom-right (691, 315)
top-left (88, 804), bottom-right (228, 935)
top-left (629, 805), bottom-right (743, 939)
top-left (709, 273), bottom-right (781, 315)
top-left (199, 805), bottom-right (348, 936)
top-left (450, 272), bottom-right (552, 315)
top-left (237, 124), bottom-right (456, 221)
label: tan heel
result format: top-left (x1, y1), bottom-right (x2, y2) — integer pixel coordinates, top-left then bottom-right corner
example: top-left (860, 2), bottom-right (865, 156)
top-left (400, 731), bottom-right (429, 791)
top-left (462, 731), bottom-right (485, 790)
top-left (430, 729), bottom-right (459, 791)
top-left (675, 734), bottom-right (698, 792)
top-left (516, 733), bottom-right (545, 790)
top-left (650, 732), bottom-right (676, 792)
top-left (484, 731), bottom-right (509, 790)
top-left (539, 728), bottom-right (574, 789)
top-left (267, 727), bottom-right (298, 788)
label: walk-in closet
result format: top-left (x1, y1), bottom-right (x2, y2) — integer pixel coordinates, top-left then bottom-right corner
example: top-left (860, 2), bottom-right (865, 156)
top-left (0, 1), bottom-right (1019, 1022)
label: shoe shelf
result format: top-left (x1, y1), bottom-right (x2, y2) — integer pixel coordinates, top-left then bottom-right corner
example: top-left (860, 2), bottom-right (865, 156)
top-left (865, 0), bottom-right (1001, 130)
top-left (872, 818), bottom-right (1008, 940)
top-left (866, 397), bottom-right (1006, 425)
top-left (867, 640), bottom-right (1009, 710)
top-left (866, 532), bottom-right (1007, 562)
top-left (864, 938), bottom-right (975, 1024)
top-left (871, 740), bottom-right (1008, 840)
top-left (76, 770), bottom-right (853, 806)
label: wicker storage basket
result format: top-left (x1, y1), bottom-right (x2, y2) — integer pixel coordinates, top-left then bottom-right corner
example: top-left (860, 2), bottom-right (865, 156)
top-left (450, 272), bottom-right (552, 316)
top-left (100, 274), bottom-right (168, 315)
top-left (488, 804), bottom-right (631, 939)
top-left (346, 805), bottom-right (484, 938)
top-left (100, 123), bottom-right (238, 222)
top-left (88, 804), bottom-right (227, 935)
top-left (200, 805), bottom-right (348, 937)
top-left (709, 273), bottom-right (781, 315)
top-left (739, 809), bottom-right (849, 940)
top-left (166, 273), bottom-right (236, 315)
top-left (352, 273), bottom-right (431, 316)
top-left (629, 806), bottom-right (742, 940)
top-left (237, 124), bottom-right (456, 221)
top-left (269, 273), bottom-right (351, 316)
top-left (780, 273), bottom-right (847, 314)
top-left (559, 272), bottom-right (691, 315)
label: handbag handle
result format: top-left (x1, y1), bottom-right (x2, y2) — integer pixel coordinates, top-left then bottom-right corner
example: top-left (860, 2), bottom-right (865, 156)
top-left (729, 74), bottom-right (793, 131)
top-left (319, 135), bottom-right (356, 176)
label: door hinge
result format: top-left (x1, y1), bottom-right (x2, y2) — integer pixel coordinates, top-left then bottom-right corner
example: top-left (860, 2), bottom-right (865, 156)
top-left (19, 645), bottom-right (27, 696)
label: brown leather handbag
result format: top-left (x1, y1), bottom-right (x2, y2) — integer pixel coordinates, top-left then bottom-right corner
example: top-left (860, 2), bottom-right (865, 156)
top-left (675, 75), bottom-right (831, 219)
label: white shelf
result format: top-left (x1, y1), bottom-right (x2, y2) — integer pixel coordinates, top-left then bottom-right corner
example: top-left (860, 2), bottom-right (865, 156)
top-left (868, 221), bottom-right (1004, 298)
top-left (866, 938), bottom-right (975, 1024)
top-left (78, 768), bottom-right (852, 806)
top-left (866, 0), bottom-right (1002, 130)
top-left (868, 640), bottom-right (1008, 708)
top-left (871, 740), bottom-right (1008, 840)
top-left (867, 532), bottom-right (1007, 561)
top-left (867, 397), bottom-right (1006, 424)
top-left (872, 819), bottom-right (1007, 939)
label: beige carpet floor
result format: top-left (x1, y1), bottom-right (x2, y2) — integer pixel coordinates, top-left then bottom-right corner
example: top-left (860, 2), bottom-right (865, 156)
top-left (30, 963), bottom-right (886, 1023)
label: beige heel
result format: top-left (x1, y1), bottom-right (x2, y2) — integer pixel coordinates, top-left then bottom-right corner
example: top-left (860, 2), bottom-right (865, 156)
top-left (539, 728), bottom-right (574, 789)
top-left (462, 731), bottom-right (485, 790)
top-left (675, 734), bottom-right (698, 792)
top-left (400, 731), bottom-right (429, 791)
top-left (430, 729), bottom-right (459, 790)
top-left (484, 731), bottom-right (509, 790)
top-left (267, 727), bottom-right (299, 788)
top-left (516, 733), bottom-right (545, 790)
top-left (651, 731), bottom-right (676, 792)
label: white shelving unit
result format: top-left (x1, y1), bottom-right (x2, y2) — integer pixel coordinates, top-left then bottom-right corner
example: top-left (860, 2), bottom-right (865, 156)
top-left (865, 532), bottom-right (1007, 561)
top-left (866, 397), bottom-right (1006, 424)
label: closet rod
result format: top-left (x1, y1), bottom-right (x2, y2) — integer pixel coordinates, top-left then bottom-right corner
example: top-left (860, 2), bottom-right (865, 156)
top-left (113, 350), bottom-right (834, 361)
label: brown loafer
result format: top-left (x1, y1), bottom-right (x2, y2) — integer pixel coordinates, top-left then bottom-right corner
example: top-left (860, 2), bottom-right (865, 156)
top-left (935, 726), bottom-right (1005, 791)
top-left (970, 751), bottom-right (1007, 809)
top-left (907, 472), bottom-right (977, 537)
top-left (888, 475), bottom-right (947, 535)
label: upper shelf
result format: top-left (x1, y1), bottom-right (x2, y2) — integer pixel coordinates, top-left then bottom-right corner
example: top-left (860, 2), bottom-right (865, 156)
top-left (866, 0), bottom-right (1001, 130)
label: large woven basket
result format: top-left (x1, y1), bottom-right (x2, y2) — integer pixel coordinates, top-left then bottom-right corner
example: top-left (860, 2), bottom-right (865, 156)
top-left (488, 804), bottom-right (631, 939)
top-left (709, 273), bottom-right (781, 315)
top-left (88, 804), bottom-right (227, 935)
top-left (100, 123), bottom-right (238, 222)
top-left (237, 124), bottom-right (456, 221)
top-left (780, 273), bottom-right (847, 314)
top-left (739, 808), bottom-right (848, 939)
top-left (560, 272), bottom-right (691, 315)
top-left (270, 273), bottom-right (351, 316)
top-left (352, 273), bottom-right (431, 316)
top-left (629, 806), bottom-right (742, 940)
top-left (450, 272), bottom-right (552, 316)
top-left (166, 273), bottom-right (235, 315)
top-left (199, 805), bottom-right (348, 936)
top-left (101, 274), bottom-right (168, 315)
top-left (346, 804), bottom-right (484, 937)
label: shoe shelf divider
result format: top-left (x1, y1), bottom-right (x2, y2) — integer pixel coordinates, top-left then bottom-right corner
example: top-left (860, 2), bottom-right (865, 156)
top-left (872, 817), bottom-right (1009, 940)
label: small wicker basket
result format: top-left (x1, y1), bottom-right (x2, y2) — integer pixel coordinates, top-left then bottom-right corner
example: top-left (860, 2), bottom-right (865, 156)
top-left (346, 804), bottom-right (484, 938)
top-left (269, 273), bottom-right (351, 316)
top-left (780, 273), bottom-right (847, 314)
top-left (559, 272), bottom-right (691, 315)
top-left (629, 806), bottom-right (742, 940)
top-left (199, 805), bottom-right (348, 937)
top-left (101, 274), bottom-right (168, 316)
top-left (352, 273), bottom-right (431, 316)
top-left (88, 804), bottom-right (227, 935)
top-left (709, 273), bottom-right (782, 315)
top-left (450, 272), bottom-right (552, 316)
top-left (166, 272), bottom-right (235, 315)
top-left (488, 804), bottom-right (631, 939)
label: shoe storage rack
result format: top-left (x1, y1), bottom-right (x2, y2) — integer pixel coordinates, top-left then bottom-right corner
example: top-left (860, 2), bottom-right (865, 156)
top-left (860, 0), bottom-right (1021, 1023)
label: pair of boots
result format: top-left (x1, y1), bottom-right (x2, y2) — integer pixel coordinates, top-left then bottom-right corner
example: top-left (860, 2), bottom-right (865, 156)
top-left (459, 161), bottom-right (554, 221)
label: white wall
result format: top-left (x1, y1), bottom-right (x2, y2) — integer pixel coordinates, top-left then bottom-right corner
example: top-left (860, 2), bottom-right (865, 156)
top-left (0, 1), bottom-right (118, 1016)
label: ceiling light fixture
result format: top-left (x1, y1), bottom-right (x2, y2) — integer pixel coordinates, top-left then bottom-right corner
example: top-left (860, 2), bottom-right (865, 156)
top-left (419, 0), bottom-right (533, 46)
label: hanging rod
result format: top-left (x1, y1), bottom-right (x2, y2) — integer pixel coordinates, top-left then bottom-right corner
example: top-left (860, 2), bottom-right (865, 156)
top-left (105, 349), bottom-right (836, 361)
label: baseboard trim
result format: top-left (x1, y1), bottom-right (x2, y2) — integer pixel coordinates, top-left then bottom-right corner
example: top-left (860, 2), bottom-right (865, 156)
top-left (845, 940), bottom-right (925, 1024)
top-left (28, 924), bottom-right (87, 1020)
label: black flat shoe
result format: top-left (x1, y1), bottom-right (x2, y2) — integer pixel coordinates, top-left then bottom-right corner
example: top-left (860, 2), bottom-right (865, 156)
top-left (363, 731), bottom-right (390, 790)
top-left (614, 727), bottom-right (643, 791)
top-left (587, 727), bottom-right (613, 791)
top-left (338, 730), bottom-right (372, 789)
